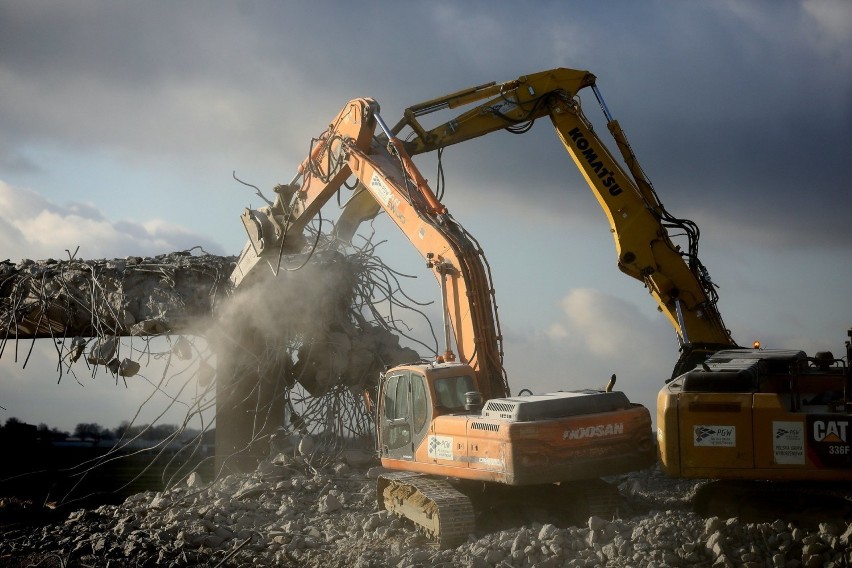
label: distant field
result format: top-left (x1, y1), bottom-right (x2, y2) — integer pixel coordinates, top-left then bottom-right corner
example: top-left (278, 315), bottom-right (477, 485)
top-left (1, 443), bottom-right (213, 509)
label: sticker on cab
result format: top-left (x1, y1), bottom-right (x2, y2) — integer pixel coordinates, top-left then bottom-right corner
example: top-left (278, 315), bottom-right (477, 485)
top-left (773, 421), bottom-right (805, 465)
top-left (693, 425), bottom-right (736, 447)
top-left (428, 435), bottom-right (453, 460)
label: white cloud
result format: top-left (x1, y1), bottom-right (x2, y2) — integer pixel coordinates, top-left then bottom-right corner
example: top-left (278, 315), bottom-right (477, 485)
top-left (0, 180), bottom-right (225, 260)
top-left (501, 287), bottom-right (676, 418)
top-left (803, 0), bottom-right (852, 45)
top-left (544, 322), bottom-right (569, 341)
top-left (556, 288), bottom-right (671, 361)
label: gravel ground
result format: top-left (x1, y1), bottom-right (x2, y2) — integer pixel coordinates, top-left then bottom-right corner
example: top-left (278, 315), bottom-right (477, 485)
top-left (1, 447), bottom-right (850, 568)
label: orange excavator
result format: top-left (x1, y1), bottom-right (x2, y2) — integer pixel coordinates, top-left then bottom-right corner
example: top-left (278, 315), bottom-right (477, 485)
top-left (230, 69), bottom-right (660, 546)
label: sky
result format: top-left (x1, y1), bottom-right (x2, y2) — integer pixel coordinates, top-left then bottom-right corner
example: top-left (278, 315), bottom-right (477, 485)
top-left (1, 0), bottom-right (850, 433)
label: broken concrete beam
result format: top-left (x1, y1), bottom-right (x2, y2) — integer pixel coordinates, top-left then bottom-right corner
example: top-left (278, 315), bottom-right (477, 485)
top-left (0, 252), bottom-right (236, 339)
top-left (2, 246), bottom-right (424, 476)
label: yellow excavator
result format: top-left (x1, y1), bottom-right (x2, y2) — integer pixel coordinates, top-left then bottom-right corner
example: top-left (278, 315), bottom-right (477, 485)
top-left (230, 67), bottom-right (850, 542)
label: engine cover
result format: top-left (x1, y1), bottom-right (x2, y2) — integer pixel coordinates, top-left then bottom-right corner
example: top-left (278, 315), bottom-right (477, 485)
top-left (482, 390), bottom-right (631, 421)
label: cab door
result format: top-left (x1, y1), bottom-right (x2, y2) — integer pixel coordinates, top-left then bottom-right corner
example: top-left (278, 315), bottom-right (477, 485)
top-left (379, 371), bottom-right (432, 462)
top-left (380, 371), bottom-right (414, 460)
top-left (409, 372), bottom-right (432, 461)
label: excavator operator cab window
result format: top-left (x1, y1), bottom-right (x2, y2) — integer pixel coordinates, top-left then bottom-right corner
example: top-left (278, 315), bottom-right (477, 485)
top-left (412, 375), bottom-right (428, 432)
top-left (434, 374), bottom-right (477, 412)
top-left (382, 373), bottom-right (411, 450)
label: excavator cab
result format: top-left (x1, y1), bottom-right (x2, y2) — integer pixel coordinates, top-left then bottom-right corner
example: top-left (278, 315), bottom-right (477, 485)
top-left (377, 362), bottom-right (482, 461)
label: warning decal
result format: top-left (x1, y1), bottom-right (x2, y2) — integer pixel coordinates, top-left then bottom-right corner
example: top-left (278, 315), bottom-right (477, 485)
top-left (773, 421), bottom-right (805, 465)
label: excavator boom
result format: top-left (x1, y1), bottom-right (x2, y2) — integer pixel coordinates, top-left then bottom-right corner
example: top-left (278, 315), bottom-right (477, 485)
top-left (230, 97), bottom-right (509, 401)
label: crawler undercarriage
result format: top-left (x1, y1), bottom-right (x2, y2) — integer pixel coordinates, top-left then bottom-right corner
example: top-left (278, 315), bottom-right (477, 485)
top-left (377, 471), bottom-right (624, 548)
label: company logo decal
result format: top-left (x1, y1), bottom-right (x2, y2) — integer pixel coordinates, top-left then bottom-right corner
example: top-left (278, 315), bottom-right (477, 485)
top-left (693, 425), bottom-right (736, 447)
top-left (488, 99), bottom-right (518, 115)
top-left (563, 423), bottom-right (624, 440)
top-left (460, 456), bottom-right (503, 467)
top-left (566, 127), bottom-right (624, 196)
top-left (427, 435), bottom-right (453, 460)
top-left (369, 173), bottom-right (406, 225)
top-left (807, 416), bottom-right (851, 467)
top-left (370, 173), bottom-right (393, 204)
top-left (773, 421), bottom-right (804, 465)
top-left (813, 420), bottom-right (848, 443)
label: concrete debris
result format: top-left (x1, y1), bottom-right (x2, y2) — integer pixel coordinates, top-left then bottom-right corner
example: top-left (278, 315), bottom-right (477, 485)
top-left (117, 358), bottom-right (141, 377)
top-left (2, 456), bottom-right (850, 568)
top-left (68, 336), bottom-right (87, 362)
top-left (292, 324), bottom-right (419, 396)
top-left (172, 335), bottom-right (193, 360)
top-left (86, 335), bottom-right (118, 365)
top-left (0, 251), bottom-right (235, 339)
top-left (3, 247), bottom-right (424, 465)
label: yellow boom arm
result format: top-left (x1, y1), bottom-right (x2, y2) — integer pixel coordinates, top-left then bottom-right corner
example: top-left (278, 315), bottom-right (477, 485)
top-left (386, 68), bottom-right (738, 370)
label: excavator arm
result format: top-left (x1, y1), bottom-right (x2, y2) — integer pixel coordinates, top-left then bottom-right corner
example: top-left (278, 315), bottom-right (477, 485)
top-left (386, 68), bottom-right (738, 372)
top-left (230, 98), bottom-right (377, 286)
top-left (229, 98), bottom-right (509, 401)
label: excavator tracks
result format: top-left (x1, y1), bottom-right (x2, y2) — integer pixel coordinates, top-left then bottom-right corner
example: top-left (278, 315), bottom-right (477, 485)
top-left (377, 472), bottom-right (475, 549)
top-left (564, 478), bottom-right (624, 520)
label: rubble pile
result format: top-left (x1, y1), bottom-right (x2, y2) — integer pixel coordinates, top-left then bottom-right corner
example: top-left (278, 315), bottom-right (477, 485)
top-left (2, 451), bottom-right (850, 568)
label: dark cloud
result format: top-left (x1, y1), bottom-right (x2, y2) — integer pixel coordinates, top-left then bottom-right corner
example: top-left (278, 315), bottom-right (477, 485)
top-left (0, 0), bottom-right (849, 252)
top-left (3, 0), bottom-right (848, 435)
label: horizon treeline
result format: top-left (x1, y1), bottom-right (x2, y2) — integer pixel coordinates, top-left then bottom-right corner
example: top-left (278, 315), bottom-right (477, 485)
top-left (0, 416), bottom-right (194, 441)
